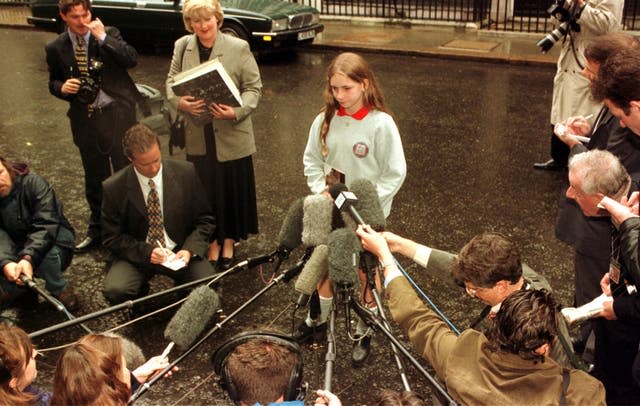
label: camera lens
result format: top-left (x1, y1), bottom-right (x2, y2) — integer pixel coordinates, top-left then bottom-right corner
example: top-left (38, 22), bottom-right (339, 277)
top-left (536, 22), bottom-right (569, 53)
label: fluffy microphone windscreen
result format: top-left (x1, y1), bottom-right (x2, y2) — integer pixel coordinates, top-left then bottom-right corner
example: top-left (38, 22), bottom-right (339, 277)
top-left (277, 198), bottom-right (304, 251)
top-left (164, 285), bottom-right (220, 351)
top-left (295, 244), bottom-right (329, 296)
top-left (302, 195), bottom-right (333, 247)
top-left (328, 228), bottom-right (361, 286)
top-left (350, 179), bottom-right (386, 231)
top-left (101, 333), bottom-right (146, 369)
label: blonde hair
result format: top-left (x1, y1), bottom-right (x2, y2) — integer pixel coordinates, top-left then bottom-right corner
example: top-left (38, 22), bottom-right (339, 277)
top-left (320, 52), bottom-right (389, 156)
top-left (182, 0), bottom-right (224, 32)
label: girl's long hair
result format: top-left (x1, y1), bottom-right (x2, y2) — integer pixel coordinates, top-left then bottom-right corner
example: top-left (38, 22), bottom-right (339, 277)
top-left (320, 52), bottom-right (390, 156)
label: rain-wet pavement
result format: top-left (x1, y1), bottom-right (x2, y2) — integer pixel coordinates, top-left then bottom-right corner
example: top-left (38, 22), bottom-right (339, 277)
top-left (0, 27), bottom-right (573, 405)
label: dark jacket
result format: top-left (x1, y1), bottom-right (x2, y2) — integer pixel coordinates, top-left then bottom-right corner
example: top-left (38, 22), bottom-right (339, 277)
top-left (612, 217), bottom-right (640, 322)
top-left (45, 26), bottom-right (141, 116)
top-left (0, 169), bottom-right (75, 270)
top-left (101, 159), bottom-right (215, 265)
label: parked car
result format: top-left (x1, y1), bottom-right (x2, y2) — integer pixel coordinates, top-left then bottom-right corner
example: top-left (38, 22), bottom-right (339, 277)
top-left (28, 0), bottom-right (324, 53)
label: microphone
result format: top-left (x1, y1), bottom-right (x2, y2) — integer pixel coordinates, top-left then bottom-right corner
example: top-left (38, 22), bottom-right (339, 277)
top-left (348, 179), bottom-right (386, 231)
top-left (302, 195), bottom-right (334, 247)
top-left (163, 285), bottom-right (220, 351)
top-left (19, 275), bottom-right (64, 311)
top-left (280, 248), bottom-right (314, 284)
top-left (328, 183), bottom-right (348, 229)
top-left (100, 332), bottom-right (146, 369)
top-left (294, 244), bottom-right (329, 308)
top-left (235, 251), bottom-right (278, 270)
top-left (328, 228), bottom-right (361, 333)
top-left (327, 228), bottom-right (361, 288)
top-left (276, 197), bottom-right (305, 256)
top-left (237, 198), bottom-right (305, 271)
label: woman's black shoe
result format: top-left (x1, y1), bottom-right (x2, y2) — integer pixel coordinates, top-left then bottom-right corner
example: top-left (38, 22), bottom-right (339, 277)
top-left (217, 256), bottom-right (235, 271)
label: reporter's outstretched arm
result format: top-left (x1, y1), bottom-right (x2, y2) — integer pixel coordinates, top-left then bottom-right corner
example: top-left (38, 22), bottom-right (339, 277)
top-left (314, 389), bottom-right (342, 406)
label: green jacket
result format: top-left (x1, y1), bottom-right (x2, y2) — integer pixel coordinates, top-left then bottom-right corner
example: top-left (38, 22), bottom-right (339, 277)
top-left (386, 276), bottom-right (605, 405)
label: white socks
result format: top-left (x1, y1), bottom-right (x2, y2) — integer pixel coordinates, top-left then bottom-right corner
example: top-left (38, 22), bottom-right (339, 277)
top-left (306, 295), bottom-right (334, 326)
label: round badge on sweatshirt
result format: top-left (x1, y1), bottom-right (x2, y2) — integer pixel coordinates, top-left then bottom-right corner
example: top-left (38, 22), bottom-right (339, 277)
top-left (352, 142), bottom-right (369, 158)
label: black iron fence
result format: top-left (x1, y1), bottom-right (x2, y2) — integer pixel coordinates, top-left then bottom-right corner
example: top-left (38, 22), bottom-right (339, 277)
top-left (3, 0), bottom-right (637, 33)
top-left (298, 0), bottom-right (639, 32)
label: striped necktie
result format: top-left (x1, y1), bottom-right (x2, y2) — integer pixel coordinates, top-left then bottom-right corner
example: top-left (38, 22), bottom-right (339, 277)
top-left (146, 179), bottom-right (165, 247)
top-left (75, 35), bottom-right (88, 77)
top-left (74, 35), bottom-right (94, 114)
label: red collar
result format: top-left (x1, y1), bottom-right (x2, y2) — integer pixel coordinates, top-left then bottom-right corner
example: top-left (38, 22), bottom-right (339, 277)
top-left (337, 106), bottom-right (369, 120)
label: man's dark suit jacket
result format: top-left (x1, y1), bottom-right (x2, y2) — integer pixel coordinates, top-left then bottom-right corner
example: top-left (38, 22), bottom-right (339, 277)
top-left (101, 159), bottom-right (215, 266)
top-left (45, 26), bottom-right (141, 117)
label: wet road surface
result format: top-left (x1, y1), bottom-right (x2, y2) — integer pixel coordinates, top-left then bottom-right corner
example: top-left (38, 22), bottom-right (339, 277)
top-left (0, 27), bottom-right (571, 405)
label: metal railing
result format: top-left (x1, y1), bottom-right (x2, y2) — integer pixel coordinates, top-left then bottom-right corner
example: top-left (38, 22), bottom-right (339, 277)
top-left (297, 0), bottom-right (639, 33)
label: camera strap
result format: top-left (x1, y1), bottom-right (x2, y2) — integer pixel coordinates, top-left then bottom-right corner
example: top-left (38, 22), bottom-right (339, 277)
top-left (568, 33), bottom-right (585, 71)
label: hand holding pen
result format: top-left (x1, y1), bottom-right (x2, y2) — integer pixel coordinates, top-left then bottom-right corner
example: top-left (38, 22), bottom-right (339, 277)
top-left (150, 240), bottom-right (173, 264)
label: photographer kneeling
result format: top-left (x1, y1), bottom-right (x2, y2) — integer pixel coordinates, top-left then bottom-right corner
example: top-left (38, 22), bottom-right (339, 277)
top-left (356, 225), bottom-right (605, 405)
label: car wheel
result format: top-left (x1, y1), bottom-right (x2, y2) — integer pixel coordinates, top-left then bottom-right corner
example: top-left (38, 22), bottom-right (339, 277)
top-left (220, 21), bottom-right (249, 43)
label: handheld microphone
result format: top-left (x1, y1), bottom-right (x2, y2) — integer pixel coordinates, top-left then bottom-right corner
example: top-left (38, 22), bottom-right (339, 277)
top-left (164, 285), bottom-right (220, 351)
top-left (328, 183), bottom-right (348, 229)
top-left (294, 244), bottom-right (329, 308)
top-left (302, 195), bottom-right (334, 247)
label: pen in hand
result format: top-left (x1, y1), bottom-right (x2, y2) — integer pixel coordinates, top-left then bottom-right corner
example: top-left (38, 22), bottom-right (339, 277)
top-left (156, 240), bottom-right (171, 260)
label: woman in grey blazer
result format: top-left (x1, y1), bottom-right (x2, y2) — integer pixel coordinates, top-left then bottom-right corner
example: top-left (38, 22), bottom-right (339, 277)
top-left (166, 0), bottom-right (262, 270)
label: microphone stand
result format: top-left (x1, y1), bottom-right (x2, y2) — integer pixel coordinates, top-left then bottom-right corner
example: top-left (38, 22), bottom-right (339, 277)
top-left (29, 263), bottom-right (245, 339)
top-left (129, 250), bottom-right (312, 404)
top-left (323, 298), bottom-right (337, 392)
top-left (349, 299), bottom-right (457, 406)
top-left (361, 253), bottom-right (411, 391)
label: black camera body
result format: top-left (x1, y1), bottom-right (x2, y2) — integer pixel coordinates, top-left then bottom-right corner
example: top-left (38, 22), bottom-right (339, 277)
top-left (76, 58), bottom-right (103, 105)
top-left (536, 0), bottom-right (582, 53)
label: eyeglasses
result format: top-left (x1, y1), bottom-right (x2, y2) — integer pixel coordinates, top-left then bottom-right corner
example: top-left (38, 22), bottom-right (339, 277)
top-left (464, 283), bottom-right (490, 297)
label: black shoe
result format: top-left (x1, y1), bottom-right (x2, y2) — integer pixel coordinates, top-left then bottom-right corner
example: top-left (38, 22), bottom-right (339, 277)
top-left (56, 285), bottom-right (80, 312)
top-left (217, 256), bottom-right (235, 271)
top-left (351, 334), bottom-right (371, 367)
top-left (533, 159), bottom-right (565, 171)
top-left (292, 321), bottom-right (326, 344)
top-left (75, 236), bottom-right (100, 253)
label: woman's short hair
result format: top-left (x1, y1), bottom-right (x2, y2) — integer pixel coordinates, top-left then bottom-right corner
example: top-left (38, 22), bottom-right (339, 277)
top-left (182, 0), bottom-right (224, 32)
top-left (51, 334), bottom-right (130, 406)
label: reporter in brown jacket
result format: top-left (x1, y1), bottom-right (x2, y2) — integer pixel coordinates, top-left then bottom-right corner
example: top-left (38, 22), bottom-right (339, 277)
top-left (356, 224), bottom-right (605, 405)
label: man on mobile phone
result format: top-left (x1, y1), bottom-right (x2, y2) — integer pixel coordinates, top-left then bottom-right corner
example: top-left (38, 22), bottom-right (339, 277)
top-left (45, 0), bottom-right (143, 253)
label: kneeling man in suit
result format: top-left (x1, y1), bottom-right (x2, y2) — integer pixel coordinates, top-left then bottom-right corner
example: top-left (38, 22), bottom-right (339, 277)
top-left (101, 123), bottom-right (216, 304)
